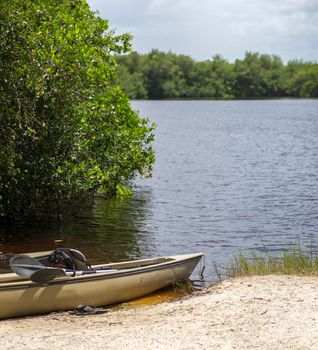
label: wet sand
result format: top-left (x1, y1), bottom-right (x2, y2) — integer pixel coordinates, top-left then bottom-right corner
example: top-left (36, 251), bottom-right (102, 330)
top-left (1, 275), bottom-right (318, 349)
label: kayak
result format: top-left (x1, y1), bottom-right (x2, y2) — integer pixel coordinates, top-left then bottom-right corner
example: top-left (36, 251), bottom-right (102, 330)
top-left (0, 251), bottom-right (203, 319)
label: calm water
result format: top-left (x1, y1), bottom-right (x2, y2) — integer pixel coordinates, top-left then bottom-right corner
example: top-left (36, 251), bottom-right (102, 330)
top-left (1, 99), bottom-right (318, 281)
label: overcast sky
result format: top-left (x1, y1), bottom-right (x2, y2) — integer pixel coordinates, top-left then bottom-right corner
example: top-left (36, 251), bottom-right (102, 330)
top-left (87, 0), bottom-right (318, 62)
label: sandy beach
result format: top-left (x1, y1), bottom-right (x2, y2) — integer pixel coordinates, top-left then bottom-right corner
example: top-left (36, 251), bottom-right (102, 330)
top-left (1, 275), bottom-right (318, 349)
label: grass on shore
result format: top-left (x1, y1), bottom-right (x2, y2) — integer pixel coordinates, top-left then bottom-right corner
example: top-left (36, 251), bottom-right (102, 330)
top-left (225, 246), bottom-right (318, 278)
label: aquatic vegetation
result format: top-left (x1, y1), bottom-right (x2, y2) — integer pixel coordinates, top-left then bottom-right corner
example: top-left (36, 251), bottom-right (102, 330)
top-left (227, 245), bottom-right (318, 278)
top-left (171, 279), bottom-right (196, 293)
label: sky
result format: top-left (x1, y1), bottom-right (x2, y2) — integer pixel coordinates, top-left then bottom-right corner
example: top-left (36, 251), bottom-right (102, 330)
top-left (87, 0), bottom-right (318, 62)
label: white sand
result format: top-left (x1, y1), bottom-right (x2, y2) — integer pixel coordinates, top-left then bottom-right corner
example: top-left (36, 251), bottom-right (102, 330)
top-left (1, 275), bottom-right (318, 349)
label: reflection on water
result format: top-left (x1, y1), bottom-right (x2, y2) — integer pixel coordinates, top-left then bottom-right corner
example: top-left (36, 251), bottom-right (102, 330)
top-left (0, 192), bottom-right (156, 264)
top-left (1, 99), bottom-right (318, 282)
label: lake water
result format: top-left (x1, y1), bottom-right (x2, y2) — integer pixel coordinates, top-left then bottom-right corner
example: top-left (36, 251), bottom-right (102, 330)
top-left (1, 99), bottom-right (318, 281)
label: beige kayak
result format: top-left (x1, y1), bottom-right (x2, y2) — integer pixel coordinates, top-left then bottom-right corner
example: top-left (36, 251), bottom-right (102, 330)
top-left (0, 252), bottom-right (203, 319)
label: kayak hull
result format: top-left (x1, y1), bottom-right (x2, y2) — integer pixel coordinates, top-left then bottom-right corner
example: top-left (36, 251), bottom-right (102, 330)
top-left (0, 252), bottom-right (203, 319)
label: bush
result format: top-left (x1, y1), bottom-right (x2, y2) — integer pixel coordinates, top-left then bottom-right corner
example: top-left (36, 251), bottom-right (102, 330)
top-left (0, 0), bottom-right (155, 220)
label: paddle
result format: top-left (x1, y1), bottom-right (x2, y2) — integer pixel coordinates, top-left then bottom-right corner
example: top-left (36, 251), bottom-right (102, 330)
top-left (10, 255), bottom-right (45, 277)
top-left (10, 255), bottom-right (117, 283)
top-left (30, 266), bottom-right (118, 283)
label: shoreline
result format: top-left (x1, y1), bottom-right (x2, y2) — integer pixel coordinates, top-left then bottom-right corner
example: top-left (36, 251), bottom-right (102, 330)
top-left (1, 275), bottom-right (318, 349)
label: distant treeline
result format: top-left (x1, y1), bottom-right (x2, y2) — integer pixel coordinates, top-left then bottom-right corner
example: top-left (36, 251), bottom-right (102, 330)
top-left (115, 50), bottom-right (318, 99)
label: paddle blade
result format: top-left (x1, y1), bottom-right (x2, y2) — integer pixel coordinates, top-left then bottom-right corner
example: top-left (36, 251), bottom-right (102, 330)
top-left (10, 255), bottom-right (45, 277)
top-left (30, 267), bottom-right (67, 283)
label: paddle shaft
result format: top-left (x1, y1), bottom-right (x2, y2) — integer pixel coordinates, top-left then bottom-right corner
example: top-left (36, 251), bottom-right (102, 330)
top-left (10, 255), bottom-right (118, 283)
top-left (30, 266), bottom-right (118, 283)
top-left (62, 268), bottom-right (118, 277)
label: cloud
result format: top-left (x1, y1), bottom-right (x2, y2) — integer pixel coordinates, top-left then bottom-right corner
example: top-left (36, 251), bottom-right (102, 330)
top-left (87, 0), bottom-right (318, 62)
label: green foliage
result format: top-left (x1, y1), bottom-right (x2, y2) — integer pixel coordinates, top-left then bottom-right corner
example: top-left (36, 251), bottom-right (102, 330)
top-left (233, 52), bottom-right (285, 98)
top-left (286, 62), bottom-right (318, 97)
top-left (0, 0), bottom-right (155, 220)
top-left (115, 50), bottom-right (318, 99)
top-left (227, 246), bottom-right (318, 277)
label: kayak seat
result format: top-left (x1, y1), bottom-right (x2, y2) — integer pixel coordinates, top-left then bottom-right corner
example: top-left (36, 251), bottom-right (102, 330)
top-left (48, 248), bottom-right (92, 271)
